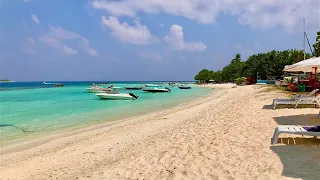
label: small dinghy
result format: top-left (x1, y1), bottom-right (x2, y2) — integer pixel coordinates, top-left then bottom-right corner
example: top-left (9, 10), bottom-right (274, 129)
top-left (96, 92), bottom-right (138, 100)
top-left (178, 86), bottom-right (191, 89)
top-left (143, 87), bottom-right (171, 93)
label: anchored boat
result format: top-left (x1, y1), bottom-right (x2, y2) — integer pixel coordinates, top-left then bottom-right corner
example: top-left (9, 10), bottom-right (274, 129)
top-left (143, 87), bottom-right (171, 93)
top-left (54, 83), bottom-right (64, 87)
top-left (178, 86), bottom-right (191, 89)
top-left (125, 86), bottom-right (143, 90)
top-left (86, 86), bottom-right (114, 93)
top-left (96, 92), bottom-right (138, 100)
top-left (145, 84), bottom-right (161, 88)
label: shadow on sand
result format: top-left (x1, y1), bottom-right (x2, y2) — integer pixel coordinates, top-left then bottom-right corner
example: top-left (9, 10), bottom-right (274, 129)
top-left (271, 143), bottom-right (320, 180)
top-left (262, 105), bottom-right (274, 109)
top-left (271, 114), bottom-right (320, 179)
top-left (273, 114), bottom-right (320, 126)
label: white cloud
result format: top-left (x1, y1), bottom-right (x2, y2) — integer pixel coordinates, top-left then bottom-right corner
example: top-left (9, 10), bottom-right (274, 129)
top-left (101, 16), bottom-right (158, 45)
top-left (63, 46), bottom-right (77, 55)
top-left (236, 0), bottom-right (320, 31)
top-left (92, 0), bottom-right (220, 24)
top-left (23, 37), bottom-right (36, 54)
top-left (39, 26), bottom-right (98, 56)
top-left (31, 14), bottom-right (40, 25)
top-left (138, 52), bottom-right (162, 61)
top-left (40, 35), bottom-right (78, 55)
top-left (91, 0), bottom-right (319, 31)
top-left (84, 46), bottom-right (99, 56)
top-left (164, 24), bottom-right (206, 52)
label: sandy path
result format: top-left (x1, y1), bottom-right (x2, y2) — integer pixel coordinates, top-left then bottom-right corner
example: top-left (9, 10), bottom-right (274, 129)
top-left (1, 84), bottom-right (319, 180)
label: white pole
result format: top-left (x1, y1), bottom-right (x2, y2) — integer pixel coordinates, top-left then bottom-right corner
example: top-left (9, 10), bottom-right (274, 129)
top-left (303, 18), bottom-right (306, 60)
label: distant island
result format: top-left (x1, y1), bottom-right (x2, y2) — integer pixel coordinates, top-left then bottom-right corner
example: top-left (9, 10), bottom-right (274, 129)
top-left (0, 79), bottom-right (15, 82)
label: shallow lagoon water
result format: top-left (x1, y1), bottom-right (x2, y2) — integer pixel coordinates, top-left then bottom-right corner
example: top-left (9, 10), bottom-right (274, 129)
top-left (0, 82), bottom-right (212, 145)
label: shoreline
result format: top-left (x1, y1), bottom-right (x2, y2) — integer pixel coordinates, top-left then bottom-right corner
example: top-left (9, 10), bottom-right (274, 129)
top-left (1, 84), bottom-right (319, 180)
top-left (0, 85), bottom-right (219, 155)
top-left (0, 84), bottom-right (211, 148)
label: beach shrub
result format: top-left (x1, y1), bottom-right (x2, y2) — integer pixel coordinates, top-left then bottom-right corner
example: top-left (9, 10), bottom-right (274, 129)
top-left (235, 77), bottom-right (245, 85)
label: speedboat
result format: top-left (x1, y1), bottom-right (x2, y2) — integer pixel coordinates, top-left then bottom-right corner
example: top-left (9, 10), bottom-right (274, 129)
top-left (145, 84), bottom-right (161, 88)
top-left (143, 87), bottom-right (171, 93)
top-left (178, 86), bottom-right (191, 89)
top-left (125, 86), bottom-right (143, 90)
top-left (86, 86), bottom-right (113, 93)
top-left (110, 86), bottom-right (122, 90)
top-left (107, 85), bottom-right (121, 91)
top-left (96, 92), bottom-right (138, 100)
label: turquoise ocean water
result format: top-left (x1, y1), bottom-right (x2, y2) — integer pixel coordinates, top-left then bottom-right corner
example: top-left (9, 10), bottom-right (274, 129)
top-left (0, 82), bottom-right (212, 145)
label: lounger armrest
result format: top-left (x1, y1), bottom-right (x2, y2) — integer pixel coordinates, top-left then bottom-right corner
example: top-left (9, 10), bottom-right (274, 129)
top-left (297, 97), bottom-right (315, 101)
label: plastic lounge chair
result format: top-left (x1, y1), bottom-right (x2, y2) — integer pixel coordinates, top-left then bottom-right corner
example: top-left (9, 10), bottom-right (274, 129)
top-left (272, 89), bottom-right (319, 105)
top-left (272, 125), bottom-right (320, 144)
top-left (273, 94), bottom-right (320, 110)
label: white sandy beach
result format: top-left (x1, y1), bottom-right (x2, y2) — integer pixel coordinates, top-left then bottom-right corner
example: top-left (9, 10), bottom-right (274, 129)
top-left (1, 84), bottom-right (319, 180)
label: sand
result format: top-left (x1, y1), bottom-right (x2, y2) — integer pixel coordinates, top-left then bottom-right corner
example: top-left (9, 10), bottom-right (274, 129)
top-left (1, 84), bottom-right (319, 180)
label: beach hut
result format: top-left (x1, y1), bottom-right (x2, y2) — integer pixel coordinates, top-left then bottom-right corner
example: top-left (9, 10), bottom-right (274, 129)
top-left (284, 57), bottom-right (320, 92)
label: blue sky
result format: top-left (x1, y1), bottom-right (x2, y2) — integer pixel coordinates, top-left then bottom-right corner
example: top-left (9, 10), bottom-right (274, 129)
top-left (0, 0), bottom-right (319, 81)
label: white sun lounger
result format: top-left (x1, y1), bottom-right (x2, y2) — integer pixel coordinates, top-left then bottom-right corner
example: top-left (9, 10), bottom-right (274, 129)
top-left (272, 125), bottom-right (320, 144)
top-left (272, 89), bottom-right (319, 105)
top-left (273, 94), bottom-right (320, 109)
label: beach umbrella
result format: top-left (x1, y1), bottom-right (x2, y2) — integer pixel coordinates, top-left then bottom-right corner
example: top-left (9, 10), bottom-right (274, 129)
top-left (209, 79), bottom-right (215, 82)
top-left (284, 57), bottom-right (320, 72)
top-left (284, 57), bottom-right (320, 92)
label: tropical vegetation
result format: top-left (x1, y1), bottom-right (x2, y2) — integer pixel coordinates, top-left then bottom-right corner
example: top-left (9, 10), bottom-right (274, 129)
top-left (195, 31), bottom-right (320, 83)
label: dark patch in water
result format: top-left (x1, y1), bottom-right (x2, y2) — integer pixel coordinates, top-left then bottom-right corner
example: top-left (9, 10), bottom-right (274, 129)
top-left (0, 124), bottom-right (35, 132)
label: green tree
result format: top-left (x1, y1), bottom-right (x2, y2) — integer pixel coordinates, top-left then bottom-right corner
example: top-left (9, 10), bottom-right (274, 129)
top-left (313, 31), bottom-right (320, 57)
top-left (220, 54), bottom-right (244, 82)
top-left (194, 69), bottom-right (213, 82)
top-left (194, 49), bottom-right (311, 83)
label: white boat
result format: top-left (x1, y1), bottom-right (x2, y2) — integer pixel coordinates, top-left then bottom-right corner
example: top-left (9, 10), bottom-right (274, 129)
top-left (145, 84), bottom-right (161, 87)
top-left (86, 86), bottom-right (114, 93)
top-left (143, 87), bottom-right (171, 93)
top-left (107, 85), bottom-right (122, 90)
top-left (111, 86), bottom-right (122, 90)
top-left (96, 92), bottom-right (138, 100)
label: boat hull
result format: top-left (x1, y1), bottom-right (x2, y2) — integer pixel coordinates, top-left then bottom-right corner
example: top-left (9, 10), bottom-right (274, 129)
top-left (125, 87), bottom-right (143, 90)
top-left (143, 89), bottom-right (170, 93)
top-left (86, 89), bottom-right (102, 93)
top-left (178, 86), bottom-right (191, 89)
top-left (145, 84), bottom-right (160, 87)
top-left (86, 88), bottom-right (113, 93)
top-left (96, 93), bottom-right (135, 100)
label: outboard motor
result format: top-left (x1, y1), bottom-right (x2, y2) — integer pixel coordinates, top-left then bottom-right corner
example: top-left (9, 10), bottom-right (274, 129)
top-left (165, 87), bottom-right (171, 92)
top-left (129, 93), bottom-right (138, 99)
